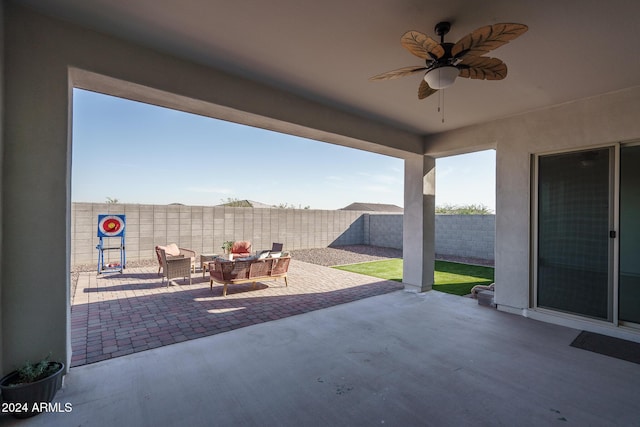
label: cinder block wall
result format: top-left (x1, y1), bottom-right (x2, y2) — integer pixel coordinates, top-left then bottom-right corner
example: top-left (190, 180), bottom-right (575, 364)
top-left (71, 203), bottom-right (365, 266)
top-left (434, 215), bottom-right (495, 260)
top-left (366, 214), bottom-right (403, 249)
top-left (363, 213), bottom-right (495, 260)
top-left (71, 203), bottom-right (495, 266)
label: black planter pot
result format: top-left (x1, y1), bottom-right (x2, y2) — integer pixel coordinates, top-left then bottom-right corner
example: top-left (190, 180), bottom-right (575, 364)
top-left (0, 362), bottom-right (65, 419)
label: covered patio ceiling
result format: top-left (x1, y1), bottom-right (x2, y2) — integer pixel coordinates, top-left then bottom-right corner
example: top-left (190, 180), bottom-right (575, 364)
top-left (14, 0), bottom-right (640, 136)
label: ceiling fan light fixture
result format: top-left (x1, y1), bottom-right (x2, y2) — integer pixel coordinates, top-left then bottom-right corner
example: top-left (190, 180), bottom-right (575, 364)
top-left (424, 66), bottom-right (459, 89)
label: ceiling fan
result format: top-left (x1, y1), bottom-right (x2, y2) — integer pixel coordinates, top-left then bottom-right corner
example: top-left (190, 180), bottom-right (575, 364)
top-left (370, 22), bottom-right (528, 99)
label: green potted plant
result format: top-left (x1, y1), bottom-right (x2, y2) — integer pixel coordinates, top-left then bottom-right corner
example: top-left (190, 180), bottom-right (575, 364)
top-left (0, 354), bottom-right (65, 418)
top-left (221, 241), bottom-right (234, 255)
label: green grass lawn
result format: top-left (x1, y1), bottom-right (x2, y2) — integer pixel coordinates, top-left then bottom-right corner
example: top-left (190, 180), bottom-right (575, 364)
top-left (333, 259), bottom-right (494, 296)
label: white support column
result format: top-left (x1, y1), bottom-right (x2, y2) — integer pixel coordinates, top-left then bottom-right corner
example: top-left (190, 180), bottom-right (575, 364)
top-left (402, 154), bottom-right (435, 292)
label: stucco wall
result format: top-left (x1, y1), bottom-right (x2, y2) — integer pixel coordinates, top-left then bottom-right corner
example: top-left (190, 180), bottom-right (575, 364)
top-left (402, 155), bottom-right (435, 292)
top-left (0, 0), bottom-right (5, 372)
top-left (425, 86), bottom-right (640, 317)
top-left (4, 4), bottom-right (72, 372)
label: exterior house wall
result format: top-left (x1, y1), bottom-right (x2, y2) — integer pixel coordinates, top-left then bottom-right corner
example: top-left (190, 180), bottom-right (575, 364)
top-left (4, 5), bottom-right (72, 373)
top-left (425, 86), bottom-right (640, 342)
top-left (0, 0), bottom-right (4, 371)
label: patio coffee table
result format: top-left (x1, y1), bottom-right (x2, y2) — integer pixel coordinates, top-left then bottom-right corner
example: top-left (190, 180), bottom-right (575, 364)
top-left (200, 254), bottom-right (219, 277)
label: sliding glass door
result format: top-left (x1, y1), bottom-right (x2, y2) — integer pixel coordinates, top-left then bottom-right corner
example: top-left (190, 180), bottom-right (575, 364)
top-left (619, 145), bottom-right (640, 325)
top-left (536, 148), bottom-right (612, 320)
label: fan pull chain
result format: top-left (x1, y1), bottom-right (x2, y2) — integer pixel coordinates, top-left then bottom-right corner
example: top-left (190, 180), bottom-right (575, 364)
top-left (438, 89), bottom-right (445, 123)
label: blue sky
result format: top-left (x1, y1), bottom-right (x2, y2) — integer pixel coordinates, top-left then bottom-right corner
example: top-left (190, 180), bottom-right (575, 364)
top-left (72, 89), bottom-right (495, 211)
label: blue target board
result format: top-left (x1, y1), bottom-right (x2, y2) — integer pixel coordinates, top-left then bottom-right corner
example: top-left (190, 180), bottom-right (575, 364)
top-left (97, 214), bottom-right (126, 238)
top-left (96, 214), bottom-right (126, 273)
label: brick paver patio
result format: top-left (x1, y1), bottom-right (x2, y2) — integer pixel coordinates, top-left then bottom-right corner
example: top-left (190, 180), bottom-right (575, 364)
top-left (70, 260), bottom-right (403, 367)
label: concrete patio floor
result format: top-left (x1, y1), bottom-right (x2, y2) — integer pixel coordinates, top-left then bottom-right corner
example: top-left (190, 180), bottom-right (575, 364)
top-left (70, 260), bottom-right (404, 366)
top-left (5, 287), bottom-right (640, 426)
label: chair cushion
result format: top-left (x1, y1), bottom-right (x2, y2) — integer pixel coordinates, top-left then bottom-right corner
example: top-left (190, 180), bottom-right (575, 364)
top-left (233, 252), bottom-right (251, 258)
top-left (163, 243), bottom-right (181, 257)
top-left (231, 241), bottom-right (252, 254)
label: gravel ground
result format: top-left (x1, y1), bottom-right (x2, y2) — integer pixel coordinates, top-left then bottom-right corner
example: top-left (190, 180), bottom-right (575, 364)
top-left (290, 245), bottom-right (494, 267)
top-left (290, 245), bottom-right (402, 266)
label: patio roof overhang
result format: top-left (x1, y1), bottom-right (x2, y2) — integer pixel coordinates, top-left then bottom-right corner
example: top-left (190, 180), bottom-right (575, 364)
top-left (13, 0), bottom-right (640, 139)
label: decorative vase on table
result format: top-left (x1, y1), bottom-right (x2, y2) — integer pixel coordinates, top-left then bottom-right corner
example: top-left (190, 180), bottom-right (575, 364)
top-left (221, 241), bottom-right (234, 261)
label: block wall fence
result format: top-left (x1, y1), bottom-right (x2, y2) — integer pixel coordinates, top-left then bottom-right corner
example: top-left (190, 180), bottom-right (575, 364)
top-left (71, 203), bottom-right (495, 266)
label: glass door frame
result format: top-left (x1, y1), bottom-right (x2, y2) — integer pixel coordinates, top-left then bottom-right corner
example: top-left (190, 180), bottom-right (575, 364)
top-left (531, 143), bottom-right (619, 326)
top-left (618, 141), bottom-right (640, 328)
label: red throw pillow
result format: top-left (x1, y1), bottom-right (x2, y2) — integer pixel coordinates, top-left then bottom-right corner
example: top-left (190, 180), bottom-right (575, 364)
top-left (232, 241), bottom-right (251, 253)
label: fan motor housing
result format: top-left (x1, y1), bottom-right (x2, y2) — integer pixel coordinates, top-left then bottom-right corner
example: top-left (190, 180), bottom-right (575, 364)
top-left (434, 21), bottom-right (451, 38)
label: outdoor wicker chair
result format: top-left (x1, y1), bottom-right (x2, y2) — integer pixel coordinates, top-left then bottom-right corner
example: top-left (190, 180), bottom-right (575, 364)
top-left (158, 248), bottom-right (192, 286)
top-left (155, 243), bottom-right (196, 275)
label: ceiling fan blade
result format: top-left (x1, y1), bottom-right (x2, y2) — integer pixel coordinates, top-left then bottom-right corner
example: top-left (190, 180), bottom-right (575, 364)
top-left (457, 56), bottom-right (507, 80)
top-left (418, 79), bottom-right (438, 99)
top-left (401, 31), bottom-right (445, 60)
top-left (369, 65), bottom-right (427, 81)
top-left (451, 23), bottom-right (528, 58)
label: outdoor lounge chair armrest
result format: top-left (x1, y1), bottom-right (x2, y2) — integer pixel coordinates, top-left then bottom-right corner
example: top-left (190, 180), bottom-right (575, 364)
top-left (210, 259), bottom-right (236, 281)
top-left (209, 267), bottom-right (224, 282)
top-left (179, 247), bottom-right (196, 258)
top-left (270, 256), bottom-right (291, 276)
